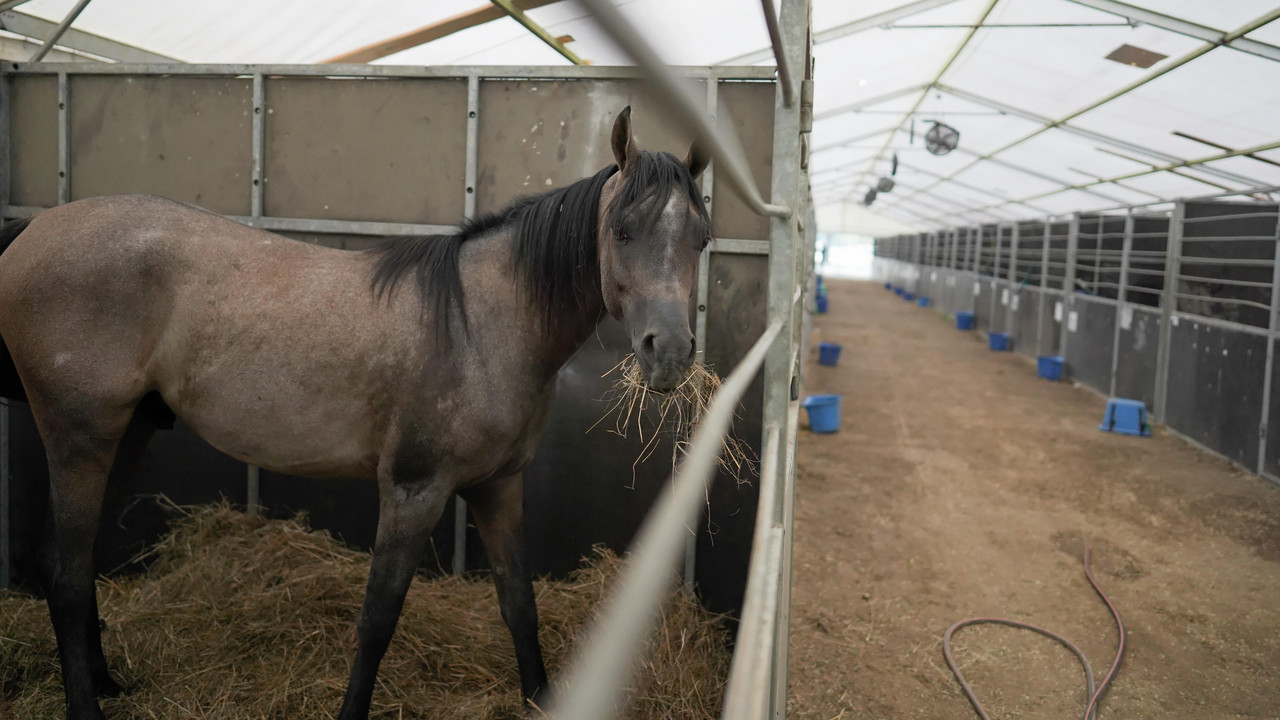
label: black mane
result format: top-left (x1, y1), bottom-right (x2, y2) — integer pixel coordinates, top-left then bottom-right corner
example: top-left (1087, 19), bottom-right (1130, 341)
top-left (367, 151), bottom-right (708, 341)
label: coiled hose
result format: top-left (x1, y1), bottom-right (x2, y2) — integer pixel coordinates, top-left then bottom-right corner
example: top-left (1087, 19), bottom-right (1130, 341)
top-left (942, 546), bottom-right (1126, 720)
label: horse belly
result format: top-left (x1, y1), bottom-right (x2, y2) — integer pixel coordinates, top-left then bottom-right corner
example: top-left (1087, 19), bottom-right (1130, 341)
top-left (171, 382), bottom-right (380, 480)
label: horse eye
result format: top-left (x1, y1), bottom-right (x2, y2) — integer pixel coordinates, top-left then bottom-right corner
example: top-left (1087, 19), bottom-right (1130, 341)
top-left (615, 228), bottom-right (630, 243)
top-left (700, 235), bottom-right (711, 250)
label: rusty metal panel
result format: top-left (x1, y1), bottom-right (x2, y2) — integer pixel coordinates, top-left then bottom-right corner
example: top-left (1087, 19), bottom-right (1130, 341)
top-left (9, 75), bottom-right (57, 207)
top-left (474, 79), bottom-right (702, 214)
top-left (713, 81), bottom-right (775, 241)
top-left (69, 76), bottom-right (252, 214)
top-left (264, 78), bottom-right (467, 225)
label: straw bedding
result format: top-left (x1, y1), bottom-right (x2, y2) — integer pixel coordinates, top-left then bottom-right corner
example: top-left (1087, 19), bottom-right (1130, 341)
top-left (0, 505), bottom-right (731, 719)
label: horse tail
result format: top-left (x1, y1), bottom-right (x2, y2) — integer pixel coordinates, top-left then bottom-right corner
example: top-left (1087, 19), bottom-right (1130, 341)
top-left (0, 216), bottom-right (33, 401)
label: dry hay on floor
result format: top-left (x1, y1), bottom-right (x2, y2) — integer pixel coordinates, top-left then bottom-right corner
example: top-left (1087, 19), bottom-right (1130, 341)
top-left (595, 354), bottom-right (756, 483)
top-left (0, 504), bottom-right (731, 719)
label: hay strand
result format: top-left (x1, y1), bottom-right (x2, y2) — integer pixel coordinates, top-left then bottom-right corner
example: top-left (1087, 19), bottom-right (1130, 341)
top-left (0, 504), bottom-right (731, 719)
top-left (595, 355), bottom-right (757, 487)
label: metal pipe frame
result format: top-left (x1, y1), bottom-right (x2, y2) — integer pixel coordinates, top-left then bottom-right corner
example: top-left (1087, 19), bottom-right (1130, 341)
top-left (29, 0), bottom-right (92, 63)
top-left (1064, 0), bottom-right (1280, 63)
top-left (0, 9), bottom-right (177, 62)
top-left (6, 62), bottom-right (776, 80)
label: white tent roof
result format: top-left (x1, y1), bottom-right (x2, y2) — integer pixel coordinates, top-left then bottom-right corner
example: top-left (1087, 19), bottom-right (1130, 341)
top-left (6, 0), bottom-right (1280, 234)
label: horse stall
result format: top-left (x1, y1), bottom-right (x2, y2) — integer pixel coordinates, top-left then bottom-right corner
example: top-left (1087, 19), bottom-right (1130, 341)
top-left (0, 8), bottom-right (816, 711)
top-left (873, 189), bottom-right (1280, 484)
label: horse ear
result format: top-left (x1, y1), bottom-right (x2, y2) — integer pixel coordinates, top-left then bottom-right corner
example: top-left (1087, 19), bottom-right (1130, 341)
top-left (611, 105), bottom-right (638, 171)
top-left (684, 139), bottom-right (711, 180)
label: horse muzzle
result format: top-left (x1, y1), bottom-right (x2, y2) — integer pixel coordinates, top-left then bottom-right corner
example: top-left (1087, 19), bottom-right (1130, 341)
top-left (634, 328), bottom-right (695, 392)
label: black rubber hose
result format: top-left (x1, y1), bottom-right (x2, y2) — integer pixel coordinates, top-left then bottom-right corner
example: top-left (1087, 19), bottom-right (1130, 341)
top-left (942, 546), bottom-right (1126, 720)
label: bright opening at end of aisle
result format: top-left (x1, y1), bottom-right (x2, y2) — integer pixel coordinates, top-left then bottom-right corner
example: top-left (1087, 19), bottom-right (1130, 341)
top-left (817, 232), bottom-right (874, 280)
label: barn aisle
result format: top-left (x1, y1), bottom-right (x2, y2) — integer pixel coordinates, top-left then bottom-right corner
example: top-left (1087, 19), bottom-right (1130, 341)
top-left (788, 279), bottom-right (1280, 719)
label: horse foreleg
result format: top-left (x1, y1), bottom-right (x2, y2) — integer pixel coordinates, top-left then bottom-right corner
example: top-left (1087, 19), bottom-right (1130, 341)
top-left (461, 473), bottom-right (549, 708)
top-left (337, 480), bottom-right (450, 720)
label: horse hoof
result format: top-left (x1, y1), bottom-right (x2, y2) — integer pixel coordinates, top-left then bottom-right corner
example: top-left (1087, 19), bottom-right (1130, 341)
top-left (95, 675), bottom-right (124, 699)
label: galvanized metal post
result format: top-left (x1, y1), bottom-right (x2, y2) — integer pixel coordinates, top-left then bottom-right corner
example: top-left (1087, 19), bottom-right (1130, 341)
top-left (766, 1), bottom-right (808, 716)
top-left (243, 73), bottom-right (267, 514)
top-left (454, 74), bottom-right (482, 576)
top-left (687, 77), bottom-right (718, 586)
top-left (1007, 222), bottom-right (1019, 340)
top-left (1, 400), bottom-right (8, 589)
top-left (57, 71), bottom-right (68, 205)
top-left (250, 73), bottom-right (264, 219)
top-left (1038, 221), bottom-right (1050, 355)
top-left (0, 72), bottom-right (10, 218)
top-left (1109, 212), bottom-right (1134, 397)
top-left (1254, 209), bottom-right (1280, 479)
top-left (1153, 201), bottom-right (1185, 424)
top-left (246, 465), bottom-right (260, 514)
top-left (1059, 214), bottom-right (1080, 358)
top-left (988, 225), bottom-right (1003, 333)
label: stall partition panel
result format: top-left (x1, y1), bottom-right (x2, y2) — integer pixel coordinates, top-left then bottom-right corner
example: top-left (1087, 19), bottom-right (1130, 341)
top-left (1164, 318), bottom-right (1267, 467)
top-left (1011, 221), bottom-right (1044, 359)
top-left (1114, 214), bottom-right (1169, 406)
top-left (1164, 201), bottom-right (1278, 469)
top-left (1064, 215), bottom-right (1124, 394)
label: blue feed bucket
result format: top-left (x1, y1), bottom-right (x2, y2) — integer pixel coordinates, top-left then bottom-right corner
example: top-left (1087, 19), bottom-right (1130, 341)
top-left (917, 296), bottom-right (931, 307)
top-left (884, 282), bottom-right (892, 290)
top-left (1037, 355), bottom-right (1064, 381)
top-left (894, 287), bottom-right (904, 296)
top-left (818, 342), bottom-right (842, 366)
top-left (989, 332), bottom-right (1010, 351)
top-left (816, 293), bottom-right (829, 314)
top-left (903, 292), bottom-right (916, 301)
top-left (802, 394), bottom-right (842, 433)
top-left (956, 311), bottom-right (975, 330)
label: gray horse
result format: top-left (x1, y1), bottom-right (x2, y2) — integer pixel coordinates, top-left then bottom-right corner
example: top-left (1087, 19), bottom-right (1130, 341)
top-left (0, 106), bottom-right (710, 720)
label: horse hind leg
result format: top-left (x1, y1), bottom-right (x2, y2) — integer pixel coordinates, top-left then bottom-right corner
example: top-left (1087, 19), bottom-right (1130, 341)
top-left (460, 473), bottom-right (549, 707)
top-left (31, 396), bottom-right (137, 719)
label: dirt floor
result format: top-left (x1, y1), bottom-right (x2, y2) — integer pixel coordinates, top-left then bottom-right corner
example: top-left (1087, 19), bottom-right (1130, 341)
top-left (788, 279), bottom-right (1280, 720)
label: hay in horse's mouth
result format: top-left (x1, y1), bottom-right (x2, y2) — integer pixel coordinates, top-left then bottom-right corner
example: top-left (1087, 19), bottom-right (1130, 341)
top-left (0, 503), bottom-right (731, 719)
top-left (594, 354), bottom-right (757, 485)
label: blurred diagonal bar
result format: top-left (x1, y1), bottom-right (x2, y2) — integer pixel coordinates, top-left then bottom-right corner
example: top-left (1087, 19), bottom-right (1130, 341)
top-left (575, 0), bottom-right (792, 219)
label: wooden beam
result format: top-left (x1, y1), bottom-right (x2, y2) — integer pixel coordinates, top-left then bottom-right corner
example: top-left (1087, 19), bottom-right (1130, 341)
top-left (323, 0), bottom-right (561, 64)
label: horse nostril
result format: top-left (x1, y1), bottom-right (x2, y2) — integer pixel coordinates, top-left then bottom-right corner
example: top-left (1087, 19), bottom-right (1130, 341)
top-left (689, 337), bottom-right (697, 360)
top-left (641, 333), bottom-right (656, 356)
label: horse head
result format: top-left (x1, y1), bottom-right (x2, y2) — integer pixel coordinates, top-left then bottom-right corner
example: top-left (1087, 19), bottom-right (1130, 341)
top-left (597, 106), bottom-right (711, 391)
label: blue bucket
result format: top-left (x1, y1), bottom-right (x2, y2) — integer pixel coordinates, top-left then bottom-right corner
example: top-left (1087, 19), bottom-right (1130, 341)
top-left (894, 287), bottom-right (904, 296)
top-left (989, 332), bottom-right (1010, 351)
top-left (802, 394), bottom-right (842, 433)
top-left (818, 342), bottom-right (842, 366)
top-left (956, 311), bottom-right (975, 330)
top-left (1037, 355), bottom-right (1064, 381)
top-left (816, 293), bottom-right (829, 314)
top-left (917, 296), bottom-right (931, 307)
top-left (903, 292), bottom-right (916, 301)
top-left (884, 282), bottom-right (893, 290)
